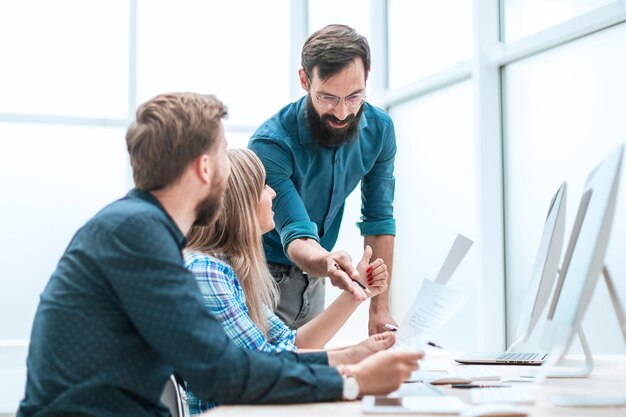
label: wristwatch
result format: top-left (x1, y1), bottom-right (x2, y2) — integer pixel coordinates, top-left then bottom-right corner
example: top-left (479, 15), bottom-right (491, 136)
top-left (338, 366), bottom-right (360, 400)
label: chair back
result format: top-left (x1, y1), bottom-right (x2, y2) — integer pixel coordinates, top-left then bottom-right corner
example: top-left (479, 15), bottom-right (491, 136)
top-left (160, 374), bottom-right (190, 417)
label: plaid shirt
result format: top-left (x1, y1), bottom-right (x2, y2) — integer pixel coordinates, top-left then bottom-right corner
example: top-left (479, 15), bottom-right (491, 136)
top-left (184, 252), bottom-right (297, 414)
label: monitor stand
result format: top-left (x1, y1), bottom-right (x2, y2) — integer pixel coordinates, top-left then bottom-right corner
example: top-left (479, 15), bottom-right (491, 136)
top-left (519, 327), bottom-right (594, 379)
top-left (602, 266), bottom-right (626, 343)
top-left (549, 268), bottom-right (626, 405)
top-left (521, 265), bottom-right (625, 380)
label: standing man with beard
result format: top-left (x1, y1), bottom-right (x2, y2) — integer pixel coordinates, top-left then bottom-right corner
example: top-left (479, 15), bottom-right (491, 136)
top-left (17, 93), bottom-right (421, 417)
top-left (249, 24), bottom-right (398, 335)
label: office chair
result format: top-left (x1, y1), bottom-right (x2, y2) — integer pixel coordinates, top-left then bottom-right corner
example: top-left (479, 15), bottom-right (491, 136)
top-left (160, 374), bottom-right (191, 417)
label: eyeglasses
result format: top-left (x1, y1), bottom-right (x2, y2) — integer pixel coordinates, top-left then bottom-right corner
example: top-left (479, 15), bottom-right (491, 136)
top-left (313, 92), bottom-right (367, 110)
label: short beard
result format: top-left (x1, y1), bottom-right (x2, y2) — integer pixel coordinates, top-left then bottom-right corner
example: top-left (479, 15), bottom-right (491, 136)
top-left (193, 176), bottom-right (226, 227)
top-left (305, 95), bottom-right (364, 148)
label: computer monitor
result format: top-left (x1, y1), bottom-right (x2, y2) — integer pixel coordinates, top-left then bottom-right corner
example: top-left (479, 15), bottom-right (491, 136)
top-left (512, 182), bottom-right (567, 347)
top-left (455, 183), bottom-right (567, 366)
top-left (539, 144), bottom-right (623, 377)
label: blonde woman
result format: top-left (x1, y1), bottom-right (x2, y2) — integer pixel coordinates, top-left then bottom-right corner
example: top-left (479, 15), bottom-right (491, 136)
top-left (184, 149), bottom-right (394, 413)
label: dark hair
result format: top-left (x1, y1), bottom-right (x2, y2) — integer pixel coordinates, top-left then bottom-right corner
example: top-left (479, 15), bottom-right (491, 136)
top-left (126, 93), bottom-right (228, 191)
top-left (301, 24), bottom-right (370, 82)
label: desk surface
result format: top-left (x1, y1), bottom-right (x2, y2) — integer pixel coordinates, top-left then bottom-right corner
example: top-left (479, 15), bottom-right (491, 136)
top-left (206, 354), bottom-right (626, 416)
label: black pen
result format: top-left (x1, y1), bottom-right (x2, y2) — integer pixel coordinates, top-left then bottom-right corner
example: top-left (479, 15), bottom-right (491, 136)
top-left (351, 278), bottom-right (369, 292)
top-left (426, 341), bottom-right (444, 349)
top-left (334, 263), bottom-right (370, 294)
top-left (450, 384), bottom-right (511, 389)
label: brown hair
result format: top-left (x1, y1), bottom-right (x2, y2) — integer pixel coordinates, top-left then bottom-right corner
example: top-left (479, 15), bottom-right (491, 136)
top-left (186, 149), bottom-right (278, 336)
top-left (301, 24), bottom-right (370, 82)
top-left (126, 92), bottom-right (228, 191)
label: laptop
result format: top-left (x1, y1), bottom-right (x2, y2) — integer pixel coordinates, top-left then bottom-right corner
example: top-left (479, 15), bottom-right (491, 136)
top-left (455, 183), bottom-right (568, 365)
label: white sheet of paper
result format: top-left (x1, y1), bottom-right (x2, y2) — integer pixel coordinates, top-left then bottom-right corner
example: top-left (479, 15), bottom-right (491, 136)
top-left (396, 279), bottom-right (467, 349)
top-left (434, 234), bottom-right (473, 285)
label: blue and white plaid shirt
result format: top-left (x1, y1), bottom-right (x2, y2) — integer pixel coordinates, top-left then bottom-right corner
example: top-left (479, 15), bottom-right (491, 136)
top-left (184, 252), bottom-right (297, 414)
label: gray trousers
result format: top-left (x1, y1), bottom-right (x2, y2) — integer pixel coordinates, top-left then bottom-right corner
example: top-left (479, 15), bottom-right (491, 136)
top-left (267, 262), bottom-right (325, 330)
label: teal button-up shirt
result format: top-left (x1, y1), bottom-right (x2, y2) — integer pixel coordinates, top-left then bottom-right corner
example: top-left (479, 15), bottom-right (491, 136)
top-left (249, 96), bottom-right (397, 265)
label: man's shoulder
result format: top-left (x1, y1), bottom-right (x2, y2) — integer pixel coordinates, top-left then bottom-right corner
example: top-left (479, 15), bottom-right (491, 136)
top-left (80, 193), bottom-right (181, 252)
top-left (250, 99), bottom-right (303, 144)
top-left (363, 102), bottom-right (394, 127)
top-left (92, 194), bottom-right (166, 231)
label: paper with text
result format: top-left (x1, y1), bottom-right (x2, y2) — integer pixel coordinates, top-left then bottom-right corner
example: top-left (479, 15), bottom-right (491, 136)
top-left (396, 279), bottom-right (467, 349)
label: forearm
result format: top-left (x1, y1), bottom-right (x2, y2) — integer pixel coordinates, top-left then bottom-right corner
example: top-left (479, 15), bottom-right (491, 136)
top-left (286, 238), bottom-right (330, 277)
top-left (366, 235), bottom-right (394, 310)
top-left (188, 340), bottom-right (342, 404)
top-left (295, 291), bottom-right (362, 348)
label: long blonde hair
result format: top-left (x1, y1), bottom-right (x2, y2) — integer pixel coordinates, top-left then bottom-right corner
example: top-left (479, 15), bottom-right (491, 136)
top-left (186, 148), bottom-right (278, 336)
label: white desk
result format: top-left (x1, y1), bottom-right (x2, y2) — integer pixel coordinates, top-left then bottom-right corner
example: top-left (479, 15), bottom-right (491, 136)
top-left (205, 355), bottom-right (626, 416)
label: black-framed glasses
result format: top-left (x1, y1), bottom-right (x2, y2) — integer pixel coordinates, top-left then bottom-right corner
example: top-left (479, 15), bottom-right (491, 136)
top-left (313, 92), bottom-right (367, 109)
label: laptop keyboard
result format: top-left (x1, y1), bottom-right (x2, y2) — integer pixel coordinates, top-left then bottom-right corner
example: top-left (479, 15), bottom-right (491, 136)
top-left (496, 352), bottom-right (541, 361)
top-left (471, 387), bottom-right (536, 405)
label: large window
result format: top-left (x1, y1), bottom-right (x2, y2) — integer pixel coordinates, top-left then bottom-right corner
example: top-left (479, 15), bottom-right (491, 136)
top-left (0, 124), bottom-right (128, 339)
top-left (503, 0), bottom-right (615, 42)
top-left (137, 0), bottom-right (291, 135)
top-left (389, 81), bottom-right (477, 348)
top-left (309, 0), bottom-right (370, 40)
top-left (2, 0), bottom-right (626, 411)
top-left (0, 1), bottom-right (129, 119)
top-left (387, 0), bottom-right (473, 89)
top-left (503, 21), bottom-right (626, 353)
top-left (0, 1), bottom-right (293, 410)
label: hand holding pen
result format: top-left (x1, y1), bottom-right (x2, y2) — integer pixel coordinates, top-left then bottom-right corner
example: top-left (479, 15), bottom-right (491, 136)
top-left (326, 251), bottom-right (368, 301)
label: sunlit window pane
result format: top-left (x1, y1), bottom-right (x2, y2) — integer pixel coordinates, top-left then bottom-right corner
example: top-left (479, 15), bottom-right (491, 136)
top-left (504, 0), bottom-right (614, 42)
top-left (389, 81), bottom-right (477, 349)
top-left (136, 0), bottom-right (290, 128)
top-left (388, 0), bottom-right (473, 89)
top-left (503, 22), bottom-right (626, 352)
top-left (308, 0), bottom-right (370, 40)
top-left (0, 124), bottom-right (129, 339)
top-left (0, 1), bottom-right (129, 119)
top-left (225, 129), bottom-right (254, 150)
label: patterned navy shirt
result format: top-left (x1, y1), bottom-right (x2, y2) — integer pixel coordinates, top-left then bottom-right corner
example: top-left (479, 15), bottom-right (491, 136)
top-left (17, 189), bottom-right (342, 417)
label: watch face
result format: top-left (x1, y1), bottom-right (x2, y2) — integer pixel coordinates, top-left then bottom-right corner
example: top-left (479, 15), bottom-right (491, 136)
top-left (343, 376), bottom-right (360, 400)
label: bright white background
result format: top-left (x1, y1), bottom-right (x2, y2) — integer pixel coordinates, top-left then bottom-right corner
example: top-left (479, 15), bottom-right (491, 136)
top-left (1, 0), bottom-right (626, 414)
top-left (503, 21), bottom-right (626, 353)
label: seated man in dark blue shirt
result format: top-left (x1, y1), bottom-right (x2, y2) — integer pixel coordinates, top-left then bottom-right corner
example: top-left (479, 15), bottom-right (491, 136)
top-left (16, 92), bottom-right (422, 417)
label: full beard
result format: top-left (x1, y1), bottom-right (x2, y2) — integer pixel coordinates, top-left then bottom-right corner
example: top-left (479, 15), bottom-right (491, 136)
top-left (305, 95), bottom-right (364, 148)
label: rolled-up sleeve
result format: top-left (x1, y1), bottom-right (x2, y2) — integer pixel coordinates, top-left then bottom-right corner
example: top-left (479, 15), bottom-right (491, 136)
top-left (250, 138), bottom-right (320, 254)
top-left (358, 120), bottom-right (397, 236)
